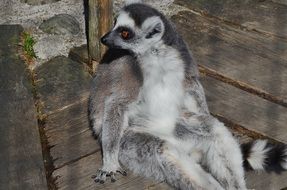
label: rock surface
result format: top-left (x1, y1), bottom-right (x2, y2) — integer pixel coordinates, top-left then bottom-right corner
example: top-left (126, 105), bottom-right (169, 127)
top-left (0, 0), bottom-right (181, 68)
top-left (34, 36), bottom-right (67, 60)
top-left (39, 14), bottom-right (80, 35)
top-left (0, 0), bottom-right (87, 68)
top-left (20, 0), bottom-right (60, 5)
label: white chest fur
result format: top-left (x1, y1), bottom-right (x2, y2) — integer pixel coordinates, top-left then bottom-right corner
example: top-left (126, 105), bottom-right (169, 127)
top-left (136, 46), bottom-right (185, 133)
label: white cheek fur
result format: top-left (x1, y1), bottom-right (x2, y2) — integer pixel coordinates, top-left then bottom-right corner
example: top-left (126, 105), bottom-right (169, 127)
top-left (124, 0), bottom-right (143, 6)
top-left (114, 11), bottom-right (135, 31)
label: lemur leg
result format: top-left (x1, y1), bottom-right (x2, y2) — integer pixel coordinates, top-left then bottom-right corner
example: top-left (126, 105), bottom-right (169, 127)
top-left (119, 130), bottom-right (224, 190)
top-left (93, 95), bottom-right (127, 183)
top-left (202, 118), bottom-right (247, 190)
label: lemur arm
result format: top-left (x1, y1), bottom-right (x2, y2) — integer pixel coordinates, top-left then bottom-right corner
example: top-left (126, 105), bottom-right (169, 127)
top-left (184, 78), bottom-right (210, 116)
top-left (94, 94), bottom-right (127, 183)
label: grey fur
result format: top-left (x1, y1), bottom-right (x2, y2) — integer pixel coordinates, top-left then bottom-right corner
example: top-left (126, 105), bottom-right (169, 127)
top-left (89, 2), bottom-right (244, 189)
top-left (89, 50), bottom-right (142, 181)
top-left (89, 2), bottom-right (286, 190)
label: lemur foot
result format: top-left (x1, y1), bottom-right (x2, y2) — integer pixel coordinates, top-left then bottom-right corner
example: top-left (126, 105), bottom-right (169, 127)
top-left (92, 167), bottom-right (127, 183)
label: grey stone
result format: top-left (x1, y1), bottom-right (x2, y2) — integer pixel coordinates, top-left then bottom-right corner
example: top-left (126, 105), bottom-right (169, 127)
top-left (39, 14), bottom-right (80, 35)
top-left (34, 35), bottom-right (66, 60)
top-left (20, 0), bottom-right (60, 5)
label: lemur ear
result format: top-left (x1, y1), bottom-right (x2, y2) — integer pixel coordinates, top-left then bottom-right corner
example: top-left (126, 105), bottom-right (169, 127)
top-left (142, 16), bottom-right (164, 39)
top-left (125, 0), bottom-right (143, 5)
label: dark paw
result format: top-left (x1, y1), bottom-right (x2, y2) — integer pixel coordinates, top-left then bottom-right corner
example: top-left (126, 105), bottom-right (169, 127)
top-left (91, 168), bottom-right (127, 183)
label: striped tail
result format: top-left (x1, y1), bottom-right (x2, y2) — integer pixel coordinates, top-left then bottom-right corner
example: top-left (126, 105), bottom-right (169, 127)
top-left (241, 140), bottom-right (287, 173)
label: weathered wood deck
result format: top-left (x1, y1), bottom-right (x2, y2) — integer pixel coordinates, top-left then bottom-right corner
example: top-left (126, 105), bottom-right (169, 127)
top-left (1, 0), bottom-right (287, 189)
top-left (0, 25), bottom-right (47, 190)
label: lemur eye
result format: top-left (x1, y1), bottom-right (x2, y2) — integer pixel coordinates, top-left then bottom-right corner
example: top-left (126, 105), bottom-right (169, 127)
top-left (116, 27), bottom-right (134, 40)
top-left (121, 30), bottom-right (130, 39)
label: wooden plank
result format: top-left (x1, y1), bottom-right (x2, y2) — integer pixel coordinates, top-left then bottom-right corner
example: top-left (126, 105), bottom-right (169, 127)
top-left (272, 0), bottom-right (287, 6)
top-left (46, 99), bottom-right (100, 169)
top-left (174, 0), bottom-right (287, 39)
top-left (88, 0), bottom-right (100, 62)
top-left (246, 170), bottom-right (287, 190)
top-left (171, 10), bottom-right (287, 103)
top-left (53, 151), bottom-right (170, 190)
top-left (201, 76), bottom-right (287, 144)
top-left (88, 0), bottom-right (113, 69)
top-left (35, 56), bottom-right (92, 115)
top-left (52, 125), bottom-right (287, 190)
top-left (98, 0), bottom-right (113, 58)
top-left (0, 25), bottom-right (47, 190)
top-left (34, 56), bottom-right (97, 168)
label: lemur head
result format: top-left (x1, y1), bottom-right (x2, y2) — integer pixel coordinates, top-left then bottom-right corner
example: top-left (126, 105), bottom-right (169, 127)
top-left (101, 2), bottom-right (173, 55)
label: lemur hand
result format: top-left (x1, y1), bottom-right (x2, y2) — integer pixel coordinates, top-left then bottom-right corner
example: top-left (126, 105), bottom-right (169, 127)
top-left (92, 165), bottom-right (127, 183)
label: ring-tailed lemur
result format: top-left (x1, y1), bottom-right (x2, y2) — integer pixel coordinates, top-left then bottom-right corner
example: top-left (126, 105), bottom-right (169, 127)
top-left (89, 1), bottom-right (287, 189)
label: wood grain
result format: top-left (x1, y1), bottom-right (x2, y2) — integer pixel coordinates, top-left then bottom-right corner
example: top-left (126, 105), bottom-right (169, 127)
top-left (246, 170), bottom-right (287, 190)
top-left (88, 0), bottom-right (113, 69)
top-left (52, 151), bottom-right (170, 190)
top-left (35, 56), bottom-right (92, 115)
top-left (0, 25), bottom-right (47, 190)
top-left (46, 99), bottom-right (100, 169)
top-left (34, 55), bottom-right (97, 169)
top-left (174, 0), bottom-right (287, 39)
top-left (98, 0), bottom-right (113, 58)
top-left (88, 0), bottom-right (100, 63)
top-left (171, 10), bottom-right (287, 103)
top-left (51, 123), bottom-right (287, 190)
top-left (272, 0), bottom-right (287, 6)
top-left (202, 76), bottom-right (287, 144)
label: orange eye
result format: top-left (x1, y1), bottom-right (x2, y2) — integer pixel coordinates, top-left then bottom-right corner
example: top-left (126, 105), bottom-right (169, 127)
top-left (121, 30), bottom-right (130, 39)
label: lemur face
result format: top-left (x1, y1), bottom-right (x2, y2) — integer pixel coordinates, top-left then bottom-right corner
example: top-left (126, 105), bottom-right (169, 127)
top-left (101, 4), bottom-right (165, 55)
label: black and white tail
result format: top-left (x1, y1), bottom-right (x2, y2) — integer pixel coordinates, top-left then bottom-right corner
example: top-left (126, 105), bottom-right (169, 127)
top-left (241, 140), bottom-right (287, 173)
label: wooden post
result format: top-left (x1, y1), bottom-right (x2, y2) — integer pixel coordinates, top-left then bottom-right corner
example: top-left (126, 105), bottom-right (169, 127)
top-left (88, 0), bottom-right (113, 71)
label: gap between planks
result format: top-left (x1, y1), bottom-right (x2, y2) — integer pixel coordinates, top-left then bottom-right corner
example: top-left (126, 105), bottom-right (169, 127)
top-left (213, 113), bottom-right (285, 144)
top-left (27, 63), bottom-right (58, 190)
top-left (199, 65), bottom-right (287, 108)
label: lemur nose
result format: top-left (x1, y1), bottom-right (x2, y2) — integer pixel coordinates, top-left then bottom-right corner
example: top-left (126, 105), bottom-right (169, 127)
top-left (100, 36), bottom-right (107, 45)
top-left (100, 32), bottom-right (110, 45)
